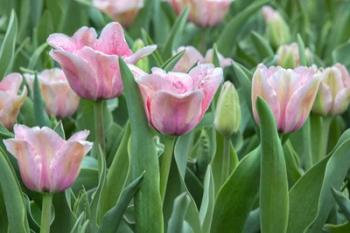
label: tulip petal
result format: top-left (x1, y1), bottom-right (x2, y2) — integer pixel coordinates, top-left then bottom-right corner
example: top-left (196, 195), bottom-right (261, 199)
top-left (50, 49), bottom-right (99, 99)
top-left (312, 82), bottom-right (333, 115)
top-left (173, 46), bottom-right (204, 73)
top-left (3, 139), bottom-right (42, 191)
top-left (0, 73), bottom-right (23, 92)
top-left (148, 90), bottom-right (203, 135)
top-left (94, 22), bottom-right (132, 56)
top-left (284, 79), bottom-right (320, 132)
top-left (125, 45), bottom-right (157, 64)
top-left (68, 130), bottom-right (90, 141)
top-left (332, 88), bottom-right (350, 115)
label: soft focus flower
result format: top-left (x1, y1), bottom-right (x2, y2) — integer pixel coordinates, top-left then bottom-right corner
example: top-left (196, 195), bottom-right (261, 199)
top-left (93, 0), bottom-right (144, 27)
top-left (3, 125), bottom-right (93, 192)
top-left (0, 73), bottom-right (27, 129)
top-left (132, 64), bottom-right (223, 135)
top-left (252, 64), bottom-right (319, 133)
top-left (214, 81), bottom-right (241, 137)
top-left (24, 69), bottom-right (80, 118)
top-left (173, 46), bottom-right (233, 72)
top-left (168, 0), bottom-right (232, 27)
top-left (313, 64), bottom-right (350, 116)
top-left (262, 6), bottom-right (291, 47)
top-left (276, 43), bottom-right (313, 68)
top-left (47, 22), bottom-right (156, 100)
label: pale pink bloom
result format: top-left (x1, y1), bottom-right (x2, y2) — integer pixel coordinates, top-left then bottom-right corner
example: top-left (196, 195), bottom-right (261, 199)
top-left (3, 125), bottom-right (93, 192)
top-left (132, 64), bottom-right (223, 135)
top-left (168, 0), bottom-right (232, 27)
top-left (173, 46), bottom-right (233, 72)
top-left (313, 64), bottom-right (350, 115)
top-left (47, 22), bottom-right (156, 100)
top-left (93, 0), bottom-right (144, 26)
top-left (0, 73), bottom-right (27, 129)
top-left (252, 64), bottom-right (320, 133)
top-left (24, 69), bottom-right (80, 118)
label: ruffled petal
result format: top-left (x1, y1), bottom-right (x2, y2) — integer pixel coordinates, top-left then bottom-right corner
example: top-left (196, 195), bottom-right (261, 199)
top-left (125, 45), bottom-right (157, 64)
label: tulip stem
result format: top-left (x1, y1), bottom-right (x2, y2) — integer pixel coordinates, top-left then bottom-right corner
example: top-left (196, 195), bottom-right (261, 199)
top-left (160, 136), bottom-right (176, 202)
top-left (94, 100), bottom-right (105, 153)
top-left (221, 137), bottom-right (232, 185)
top-left (40, 193), bottom-right (53, 233)
top-left (311, 114), bottom-right (332, 164)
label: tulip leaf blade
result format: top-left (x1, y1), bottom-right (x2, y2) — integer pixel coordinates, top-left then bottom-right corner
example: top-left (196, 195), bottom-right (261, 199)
top-left (297, 34), bottom-right (307, 66)
top-left (28, 42), bottom-right (48, 70)
top-left (162, 7), bottom-right (189, 59)
top-left (0, 147), bottom-right (30, 233)
top-left (331, 187), bottom-right (350, 220)
top-left (332, 42), bottom-right (350, 68)
top-left (0, 10), bottom-right (17, 78)
top-left (167, 193), bottom-right (191, 233)
top-left (210, 147), bottom-right (260, 233)
top-left (33, 73), bottom-right (51, 127)
top-left (119, 57), bottom-right (164, 233)
top-left (250, 31), bottom-right (274, 59)
top-left (256, 97), bottom-right (289, 233)
top-left (217, 0), bottom-right (269, 56)
top-left (98, 173), bottom-right (144, 233)
top-left (162, 49), bottom-right (185, 72)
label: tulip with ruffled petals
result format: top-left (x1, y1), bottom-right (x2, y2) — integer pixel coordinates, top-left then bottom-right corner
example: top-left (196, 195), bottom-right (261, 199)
top-left (0, 73), bottom-right (27, 129)
top-left (173, 46), bottom-right (233, 72)
top-left (47, 22), bottom-right (156, 100)
top-left (25, 69), bottom-right (80, 118)
top-left (3, 125), bottom-right (93, 192)
top-left (313, 64), bottom-right (350, 116)
top-left (252, 64), bottom-right (320, 133)
top-left (168, 0), bottom-right (232, 27)
top-left (133, 64), bottom-right (223, 135)
top-left (93, 0), bottom-right (144, 27)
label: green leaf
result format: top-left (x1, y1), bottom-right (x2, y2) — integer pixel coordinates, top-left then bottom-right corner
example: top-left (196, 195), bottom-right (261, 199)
top-left (199, 166), bottom-right (215, 233)
top-left (332, 42), bottom-right (350, 68)
top-left (167, 193), bottom-right (191, 233)
top-left (162, 8), bottom-right (189, 58)
top-left (257, 98), bottom-right (289, 233)
top-left (297, 34), bottom-right (307, 66)
top-left (0, 148), bottom-right (29, 233)
top-left (306, 139), bottom-right (350, 233)
top-left (161, 50), bottom-right (185, 72)
top-left (27, 43), bottom-right (48, 70)
top-left (98, 174), bottom-right (144, 233)
top-left (250, 31), bottom-right (274, 59)
top-left (210, 148), bottom-right (260, 233)
top-left (324, 222), bottom-right (350, 233)
top-left (98, 123), bottom-right (131, 218)
top-left (33, 74), bottom-right (50, 127)
top-left (0, 10), bottom-right (17, 78)
top-left (331, 188), bottom-right (350, 220)
top-left (217, 0), bottom-right (269, 56)
top-left (119, 58), bottom-right (164, 233)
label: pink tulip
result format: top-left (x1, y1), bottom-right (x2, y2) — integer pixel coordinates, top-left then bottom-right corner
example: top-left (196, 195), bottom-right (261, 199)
top-left (313, 64), bottom-right (350, 115)
top-left (3, 125), bottom-right (93, 192)
top-left (173, 46), bottom-right (233, 72)
top-left (24, 69), bottom-right (80, 118)
top-left (133, 64), bottom-right (223, 135)
top-left (276, 43), bottom-right (313, 68)
top-left (92, 0), bottom-right (144, 27)
top-left (168, 0), bottom-right (232, 27)
top-left (47, 22), bottom-right (156, 100)
top-left (0, 73), bottom-right (27, 129)
top-left (252, 64), bottom-right (320, 133)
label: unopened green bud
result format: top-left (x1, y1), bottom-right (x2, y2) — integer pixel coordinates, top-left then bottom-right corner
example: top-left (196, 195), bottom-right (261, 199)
top-left (214, 82), bottom-right (241, 137)
top-left (262, 6), bottom-right (291, 48)
top-left (132, 39), bottom-right (149, 71)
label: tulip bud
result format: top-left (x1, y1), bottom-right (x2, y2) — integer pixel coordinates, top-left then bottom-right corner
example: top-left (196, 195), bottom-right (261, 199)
top-left (276, 43), bottom-right (313, 68)
top-left (214, 82), bottom-right (241, 137)
top-left (92, 0), bottom-right (144, 27)
top-left (262, 6), bottom-right (291, 47)
top-left (313, 64), bottom-right (350, 116)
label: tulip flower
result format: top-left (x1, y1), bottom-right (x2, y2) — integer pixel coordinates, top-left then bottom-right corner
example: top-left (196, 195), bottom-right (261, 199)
top-left (3, 124), bottom-right (93, 192)
top-left (47, 22), bottom-right (156, 100)
top-left (24, 69), bottom-right (80, 118)
top-left (168, 0), bottom-right (232, 27)
top-left (132, 64), bottom-right (223, 135)
top-left (252, 64), bottom-right (320, 133)
top-left (0, 73), bottom-right (27, 129)
top-left (173, 46), bottom-right (233, 72)
top-left (262, 6), bottom-right (291, 47)
top-left (92, 0), bottom-right (144, 27)
top-left (313, 64), bottom-right (350, 116)
top-left (276, 43), bottom-right (313, 68)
